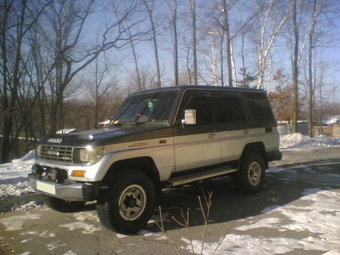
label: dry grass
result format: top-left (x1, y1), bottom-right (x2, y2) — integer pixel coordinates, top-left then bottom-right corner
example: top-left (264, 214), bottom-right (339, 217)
top-left (155, 187), bottom-right (229, 254)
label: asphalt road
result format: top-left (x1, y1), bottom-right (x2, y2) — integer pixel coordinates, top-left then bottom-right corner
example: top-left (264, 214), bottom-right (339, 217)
top-left (1, 147), bottom-right (340, 255)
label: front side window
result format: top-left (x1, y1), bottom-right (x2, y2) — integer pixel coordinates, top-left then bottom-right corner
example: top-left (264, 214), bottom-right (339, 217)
top-left (178, 90), bottom-right (213, 125)
top-left (113, 91), bottom-right (178, 125)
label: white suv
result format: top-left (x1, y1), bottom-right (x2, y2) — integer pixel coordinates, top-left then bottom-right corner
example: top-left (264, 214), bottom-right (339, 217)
top-left (28, 85), bottom-right (282, 234)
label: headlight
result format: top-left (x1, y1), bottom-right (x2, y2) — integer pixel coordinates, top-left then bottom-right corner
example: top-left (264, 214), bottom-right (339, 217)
top-left (73, 146), bottom-right (104, 164)
top-left (36, 145), bottom-right (42, 158)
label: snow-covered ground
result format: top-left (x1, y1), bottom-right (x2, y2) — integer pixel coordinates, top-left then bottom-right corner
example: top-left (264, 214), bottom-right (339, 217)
top-left (0, 133), bottom-right (340, 254)
top-left (0, 150), bottom-right (37, 211)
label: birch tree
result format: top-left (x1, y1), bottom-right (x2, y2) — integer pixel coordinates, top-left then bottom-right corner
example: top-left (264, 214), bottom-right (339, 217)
top-left (204, 0), bottom-right (256, 87)
top-left (305, 0), bottom-right (335, 137)
top-left (252, 0), bottom-right (289, 89)
top-left (213, 0), bottom-right (233, 86)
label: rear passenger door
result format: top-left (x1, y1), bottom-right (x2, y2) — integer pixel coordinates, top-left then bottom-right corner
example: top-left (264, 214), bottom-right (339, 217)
top-left (174, 90), bottom-right (221, 172)
top-left (214, 91), bottom-right (249, 163)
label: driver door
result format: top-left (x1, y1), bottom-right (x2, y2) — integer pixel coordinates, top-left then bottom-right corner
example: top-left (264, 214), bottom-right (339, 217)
top-left (174, 90), bottom-right (221, 172)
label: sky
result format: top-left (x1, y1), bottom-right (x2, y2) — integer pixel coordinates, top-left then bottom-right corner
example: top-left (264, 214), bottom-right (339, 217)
top-left (0, 132), bottom-right (340, 254)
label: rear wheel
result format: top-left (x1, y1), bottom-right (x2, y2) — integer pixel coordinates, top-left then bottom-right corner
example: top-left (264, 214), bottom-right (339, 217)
top-left (42, 195), bottom-right (86, 212)
top-left (235, 152), bottom-right (266, 195)
top-left (96, 169), bottom-right (156, 234)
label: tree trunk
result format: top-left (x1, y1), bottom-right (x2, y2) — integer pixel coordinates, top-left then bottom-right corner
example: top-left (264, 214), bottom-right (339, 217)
top-left (142, 0), bottom-right (162, 88)
top-left (173, 0), bottom-right (179, 85)
top-left (189, 0), bottom-right (198, 85)
top-left (308, 0), bottom-right (317, 138)
top-left (222, 0), bottom-right (232, 87)
top-left (292, 0), bottom-right (299, 133)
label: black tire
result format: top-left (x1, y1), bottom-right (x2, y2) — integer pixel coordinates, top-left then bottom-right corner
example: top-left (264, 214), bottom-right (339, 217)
top-left (235, 152), bottom-right (266, 195)
top-left (96, 169), bottom-right (156, 234)
top-left (42, 195), bottom-right (86, 212)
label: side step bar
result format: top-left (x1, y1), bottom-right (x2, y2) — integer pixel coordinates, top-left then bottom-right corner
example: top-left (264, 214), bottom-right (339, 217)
top-left (165, 168), bottom-right (238, 187)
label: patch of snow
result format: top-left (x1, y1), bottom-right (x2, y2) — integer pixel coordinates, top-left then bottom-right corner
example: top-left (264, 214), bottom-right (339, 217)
top-left (59, 222), bottom-right (102, 234)
top-left (47, 241), bottom-right (67, 251)
top-left (280, 133), bottom-right (340, 149)
top-left (0, 214), bottom-right (41, 231)
top-left (234, 217), bottom-right (281, 231)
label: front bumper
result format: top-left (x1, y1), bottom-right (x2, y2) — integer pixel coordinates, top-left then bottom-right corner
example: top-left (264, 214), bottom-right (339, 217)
top-left (28, 173), bottom-right (100, 201)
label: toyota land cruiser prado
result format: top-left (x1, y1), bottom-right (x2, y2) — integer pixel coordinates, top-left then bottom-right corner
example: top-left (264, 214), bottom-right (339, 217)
top-left (28, 85), bottom-right (282, 234)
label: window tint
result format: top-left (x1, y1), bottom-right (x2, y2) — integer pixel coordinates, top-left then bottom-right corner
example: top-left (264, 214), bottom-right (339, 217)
top-left (245, 92), bottom-right (274, 121)
top-left (179, 90), bottom-right (213, 125)
top-left (215, 92), bottom-right (247, 123)
top-left (114, 91), bottom-right (178, 124)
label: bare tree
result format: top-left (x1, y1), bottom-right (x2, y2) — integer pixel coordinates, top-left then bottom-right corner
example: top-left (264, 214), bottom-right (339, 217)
top-left (210, 0), bottom-right (255, 87)
top-left (306, 0), bottom-right (333, 137)
top-left (291, 0), bottom-right (299, 133)
top-left (284, 0), bottom-right (339, 135)
top-left (37, 0), bottom-right (147, 134)
top-left (142, 0), bottom-right (162, 88)
top-left (37, 0), bottom-right (97, 134)
top-left (251, 0), bottom-right (289, 90)
top-left (188, 0), bottom-right (198, 85)
top-left (166, 0), bottom-right (179, 85)
top-left (126, 27), bottom-right (143, 91)
top-left (197, 1), bottom-right (227, 86)
top-left (115, 1), bottom-right (146, 92)
top-left (86, 52), bottom-right (116, 129)
top-left (0, 0), bottom-right (50, 163)
top-left (307, 0), bottom-right (318, 137)
top-left (219, 0), bottom-right (232, 86)
top-left (198, 35), bottom-right (220, 86)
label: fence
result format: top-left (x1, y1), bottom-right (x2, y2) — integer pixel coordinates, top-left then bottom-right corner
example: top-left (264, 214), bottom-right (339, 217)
top-left (315, 125), bottom-right (340, 138)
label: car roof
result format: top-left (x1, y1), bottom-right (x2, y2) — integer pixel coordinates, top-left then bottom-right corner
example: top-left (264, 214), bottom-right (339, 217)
top-left (128, 85), bottom-right (266, 97)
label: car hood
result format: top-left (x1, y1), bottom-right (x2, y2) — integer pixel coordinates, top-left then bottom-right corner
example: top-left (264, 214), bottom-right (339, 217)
top-left (38, 125), bottom-right (174, 147)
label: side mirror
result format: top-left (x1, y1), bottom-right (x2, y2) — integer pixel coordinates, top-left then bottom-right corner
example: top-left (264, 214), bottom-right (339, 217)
top-left (181, 109), bottom-right (196, 128)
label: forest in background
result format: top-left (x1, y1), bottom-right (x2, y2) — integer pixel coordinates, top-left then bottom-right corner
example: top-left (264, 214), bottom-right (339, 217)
top-left (1, 0), bottom-right (340, 162)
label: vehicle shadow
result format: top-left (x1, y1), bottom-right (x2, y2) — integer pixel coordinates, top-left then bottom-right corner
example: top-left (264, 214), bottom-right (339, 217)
top-left (145, 156), bottom-right (340, 234)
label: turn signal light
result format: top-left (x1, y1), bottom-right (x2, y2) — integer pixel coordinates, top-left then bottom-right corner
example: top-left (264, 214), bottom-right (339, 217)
top-left (71, 170), bottom-right (86, 178)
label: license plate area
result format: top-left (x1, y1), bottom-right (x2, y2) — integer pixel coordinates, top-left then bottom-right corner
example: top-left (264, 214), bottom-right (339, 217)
top-left (37, 181), bottom-right (56, 195)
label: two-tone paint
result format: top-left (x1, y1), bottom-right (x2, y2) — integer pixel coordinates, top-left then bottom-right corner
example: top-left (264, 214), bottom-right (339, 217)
top-left (28, 85), bottom-right (282, 202)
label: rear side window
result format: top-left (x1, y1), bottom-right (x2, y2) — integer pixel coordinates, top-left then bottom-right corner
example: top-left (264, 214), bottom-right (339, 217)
top-left (244, 92), bottom-right (274, 121)
top-left (214, 92), bottom-right (247, 123)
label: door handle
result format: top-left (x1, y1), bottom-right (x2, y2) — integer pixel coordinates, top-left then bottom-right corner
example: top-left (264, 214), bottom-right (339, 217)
top-left (208, 133), bottom-right (216, 139)
top-left (265, 127), bottom-right (273, 133)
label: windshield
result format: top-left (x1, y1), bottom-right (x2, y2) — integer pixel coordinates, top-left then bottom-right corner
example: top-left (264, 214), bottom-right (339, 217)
top-left (112, 90), bottom-right (178, 126)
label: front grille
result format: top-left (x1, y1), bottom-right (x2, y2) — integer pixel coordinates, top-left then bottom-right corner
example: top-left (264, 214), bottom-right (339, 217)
top-left (38, 145), bottom-right (73, 163)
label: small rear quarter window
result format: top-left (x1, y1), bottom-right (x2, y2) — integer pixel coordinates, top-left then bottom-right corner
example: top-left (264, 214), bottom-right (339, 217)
top-left (245, 92), bottom-right (274, 121)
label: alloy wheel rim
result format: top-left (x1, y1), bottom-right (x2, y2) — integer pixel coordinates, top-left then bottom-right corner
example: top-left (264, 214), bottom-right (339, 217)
top-left (248, 162), bottom-right (261, 186)
top-left (118, 184), bottom-right (147, 221)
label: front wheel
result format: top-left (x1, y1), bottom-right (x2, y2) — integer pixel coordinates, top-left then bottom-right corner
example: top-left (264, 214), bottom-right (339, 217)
top-left (235, 152), bottom-right (266, 195)
top-left (42, 195), bottom-right (86, 212)
top-left (96, 170), bottom-right (156, 234)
